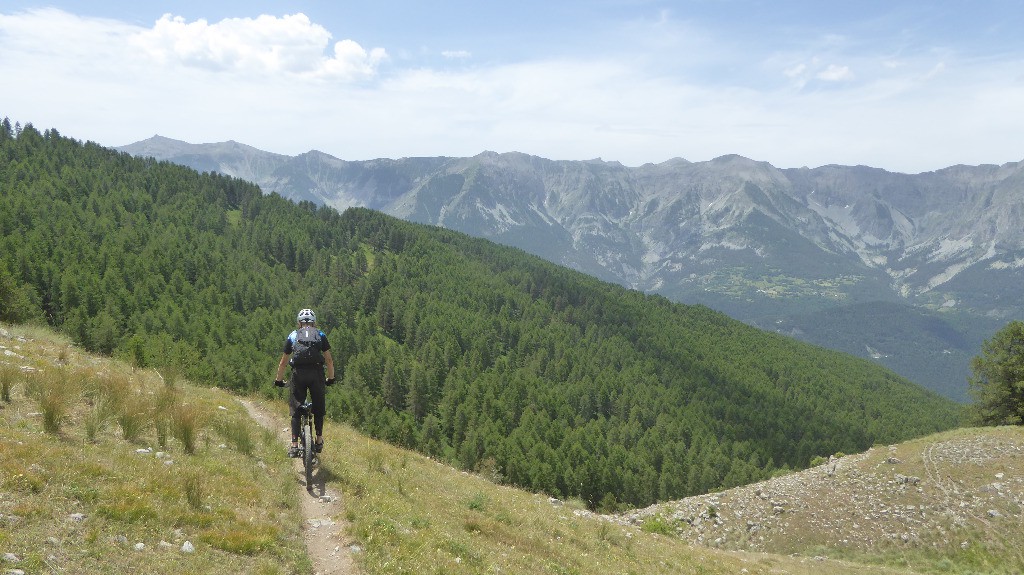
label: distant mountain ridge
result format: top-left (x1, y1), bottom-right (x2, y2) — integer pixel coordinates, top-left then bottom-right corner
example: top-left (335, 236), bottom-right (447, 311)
top-left (119, 136), bottom-right (1024, 400)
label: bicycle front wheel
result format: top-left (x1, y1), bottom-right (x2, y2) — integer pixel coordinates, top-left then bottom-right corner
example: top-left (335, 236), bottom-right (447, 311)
top-left (302, 417), bottom-right (314, 485)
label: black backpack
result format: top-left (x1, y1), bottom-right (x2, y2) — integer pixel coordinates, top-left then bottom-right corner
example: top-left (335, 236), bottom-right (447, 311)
top-left (290, 326), bottom-right (324, 366)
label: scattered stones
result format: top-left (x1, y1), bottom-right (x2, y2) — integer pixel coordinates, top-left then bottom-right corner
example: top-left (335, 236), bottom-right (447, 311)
top-left (308, 518), bottom-right (336, 529)
top-left (68, 513), bottom-right (86, 522)
top-left (618, 433), bottom-right (1024, 555)
top-left (181, 541), bottom-right (195, 553)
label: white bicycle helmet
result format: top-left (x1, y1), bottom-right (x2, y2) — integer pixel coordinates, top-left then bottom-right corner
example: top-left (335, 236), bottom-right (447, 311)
top-left (296, 308), bottom-right (317, 324)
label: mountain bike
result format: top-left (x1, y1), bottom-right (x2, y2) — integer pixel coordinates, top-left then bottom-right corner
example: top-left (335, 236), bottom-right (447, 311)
top-left (295, 400), bottom-right (318, 486)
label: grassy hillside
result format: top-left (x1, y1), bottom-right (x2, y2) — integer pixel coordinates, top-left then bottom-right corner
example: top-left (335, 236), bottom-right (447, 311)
top-left (2, 323), bottom-right (942, 575)
top-left (624, 426), bottom-right (1024, 574)
top-left (0, 122), bottom-right (962, 510)
top-left (0, 324), bottom-right (310, 574)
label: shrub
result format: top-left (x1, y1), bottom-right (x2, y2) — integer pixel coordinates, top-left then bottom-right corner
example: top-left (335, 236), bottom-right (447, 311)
top-left (154, 386), bottom-right (179, 449)
top-left (172, 401), bottom-right (205, 455)
top-left (116, 391), bottom-right (151, 442)
top-left (183, 473), bottom-right (205, 510)
top-left (215, 414), bottom-right (255, 456)
top-left (640, 515), bottom-right (673, 535)
top-left (467, 492), bottom-right (487, 511)
top-left (84, 396), bottom-right (114, 442)
top-left (158, 365), bottom-right (180, 389)
top-left (25, 368), bottom-right (76, 434)
top-left (0, 363), bottom-right (19, 402)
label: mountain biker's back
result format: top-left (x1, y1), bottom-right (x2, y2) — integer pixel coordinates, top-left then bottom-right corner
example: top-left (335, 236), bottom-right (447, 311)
top-left (286, 325), bottom-right (329, 368)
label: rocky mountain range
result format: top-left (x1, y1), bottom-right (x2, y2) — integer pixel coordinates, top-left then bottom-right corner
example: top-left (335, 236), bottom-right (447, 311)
top-left (117, 136), bottom-right (1024, 401)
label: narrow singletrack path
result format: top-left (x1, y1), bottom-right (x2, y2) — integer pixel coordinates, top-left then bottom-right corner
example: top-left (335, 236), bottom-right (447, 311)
top-left (240, 398), bottom-right (357, 575)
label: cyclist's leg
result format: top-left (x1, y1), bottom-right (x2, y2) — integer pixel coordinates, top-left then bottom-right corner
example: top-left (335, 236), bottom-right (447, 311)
top-left (288, 372), bottom-right (312, 444)
top-left (310, 372), bottom-right (327, 449)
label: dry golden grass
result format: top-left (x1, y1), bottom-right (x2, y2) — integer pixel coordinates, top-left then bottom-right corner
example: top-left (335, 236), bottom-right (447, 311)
top-left (0, 323), bottom-right (310, 575)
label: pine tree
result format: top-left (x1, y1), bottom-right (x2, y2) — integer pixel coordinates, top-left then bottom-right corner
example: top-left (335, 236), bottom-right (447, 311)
top-left (969, 320), bottom-right (1024, 425)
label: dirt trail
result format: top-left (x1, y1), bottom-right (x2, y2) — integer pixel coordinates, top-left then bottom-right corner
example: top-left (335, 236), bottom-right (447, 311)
top-left (240, 399), bottom-right (357, 575)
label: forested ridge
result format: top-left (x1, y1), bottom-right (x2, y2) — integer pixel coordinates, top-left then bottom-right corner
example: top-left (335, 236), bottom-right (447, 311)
top-left (0, 120), bottom-right (961, 509)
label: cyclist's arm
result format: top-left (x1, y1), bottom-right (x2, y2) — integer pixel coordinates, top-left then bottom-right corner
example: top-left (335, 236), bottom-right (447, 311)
top-left (275, 353), bottom-right (290, 381)
top-left (324, 350), bottom-right (335, 380)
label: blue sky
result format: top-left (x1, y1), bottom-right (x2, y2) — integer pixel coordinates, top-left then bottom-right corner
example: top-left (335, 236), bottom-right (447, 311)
top-left (1, 1), bottom-right (1022, 173)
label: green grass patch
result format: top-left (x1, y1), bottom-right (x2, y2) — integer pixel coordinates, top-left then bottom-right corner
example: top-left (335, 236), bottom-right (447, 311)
top-left (199, 524), bottom-right (279, 555)
top-left (639, 514), bottom-right (674, 535)
top-left (0, 323), bottom-right (310, 575)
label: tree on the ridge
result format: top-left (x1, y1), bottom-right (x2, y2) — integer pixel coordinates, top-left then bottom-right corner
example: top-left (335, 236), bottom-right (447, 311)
top-left (969, 320), bottom-right (1024, 426)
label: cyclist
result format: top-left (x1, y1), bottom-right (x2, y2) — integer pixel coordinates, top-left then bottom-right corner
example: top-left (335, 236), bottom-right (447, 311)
top-left (274, 308), bottom-right (335, 457)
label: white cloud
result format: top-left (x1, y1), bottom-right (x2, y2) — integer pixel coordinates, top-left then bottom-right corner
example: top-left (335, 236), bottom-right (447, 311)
top-left (130, 13), bottom-right (385, 80)
top-left (317, 39), bottom-right (388, 79)
top-left (816, 64), bottom-right (854, 81)
top-left (784, 63), bottom-right (807, 78)
top-left (442, 50), bottom-right (472, 60)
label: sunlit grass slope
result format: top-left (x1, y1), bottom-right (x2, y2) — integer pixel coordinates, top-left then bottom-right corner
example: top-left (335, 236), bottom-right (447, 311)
top-left (298, 404), bottom-right (920, 575)
top-left (249, 413), bottom-right (929, 568)
top-left (0, 323), bottom-right (310, 574)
